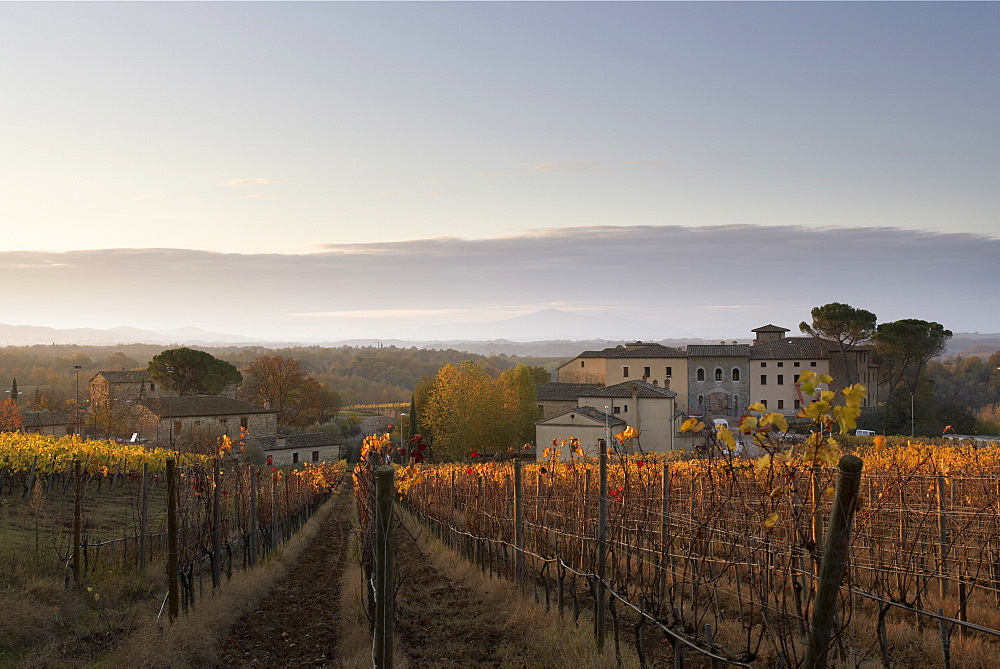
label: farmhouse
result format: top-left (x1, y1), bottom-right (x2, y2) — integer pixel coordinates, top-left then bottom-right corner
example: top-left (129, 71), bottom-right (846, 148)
top-left (536, 379), bottom-right (678, 456)
top-left (133, 395), bottom-right (278, 453)
top-left (265, 433), bottom-right (343, 466)
top-left (536, 382), bottom-right (602, 419)
top-left (21, 410), bottom-right (72, 437)
top-left (748, 325), bottom-right (878, 415)
top-left (536, 406), bottom-right (625, 459)
top-left (551, 325), bottom-right (879, 424)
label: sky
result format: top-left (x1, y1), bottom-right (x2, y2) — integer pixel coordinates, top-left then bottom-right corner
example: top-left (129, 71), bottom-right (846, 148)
top-left (1, 2), bottom-right (997, 342)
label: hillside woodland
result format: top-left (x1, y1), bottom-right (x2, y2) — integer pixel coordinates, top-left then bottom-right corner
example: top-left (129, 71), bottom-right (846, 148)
top-left (0, 338), bottom-right (996, 437)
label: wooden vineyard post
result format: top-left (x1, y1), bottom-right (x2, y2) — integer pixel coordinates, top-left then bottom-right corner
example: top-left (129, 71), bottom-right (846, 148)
top-left (596, 438), bottom-right (608, 651)
top-left (24, 455), bottom-right (38, 500)
top-left (249, 465), bottom-right (259, 567)
top-left (139, 463), bottom-right (149, 570)
top-left (212, 458), bottom-right (222, 588)
top-left (72, 459), bottom-right (81, 583)
top-left (804, 454), bottom-right (863, 669)
top-left (937, 474), bottom-right (950, 599)
top-left (374, 465), bottom-right (395, 669)
top-left (166, 457), bottom-right (180, 622)
top-left (660, 464), bottom-right (671, 596)
top-left (514, 459), bottom-right (525, 593)
top-left (271, 470), bottom-right (279, 553)
top-left (811, 466), bottom-right (824, 559)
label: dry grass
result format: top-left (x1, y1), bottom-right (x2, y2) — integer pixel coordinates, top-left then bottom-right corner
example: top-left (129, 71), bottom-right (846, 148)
top-left (398, 509), bottom-right (634, 668)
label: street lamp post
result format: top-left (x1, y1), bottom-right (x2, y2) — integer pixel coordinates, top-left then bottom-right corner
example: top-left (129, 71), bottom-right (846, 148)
top-left (73, 365), bottom-right (82, 437)
top-left (910, 392), bottom-right (915, 438)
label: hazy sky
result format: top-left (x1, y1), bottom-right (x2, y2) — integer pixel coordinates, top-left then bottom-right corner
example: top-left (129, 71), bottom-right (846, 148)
top-left (1, 3), bottom-right (997, 341)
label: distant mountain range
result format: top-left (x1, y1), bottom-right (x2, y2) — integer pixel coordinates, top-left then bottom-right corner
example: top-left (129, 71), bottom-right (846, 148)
top-left (0, 323), bottom-right (260, 346)
top-left (0, 317), bottom-right (995, 360)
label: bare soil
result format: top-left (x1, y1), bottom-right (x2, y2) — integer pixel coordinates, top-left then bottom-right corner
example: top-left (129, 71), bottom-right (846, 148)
top-left (215, 490), bottom-right (590, 668)
top-left (394, 528), bottom-right (524, 666)
top-left (216, 494), bottom-right (354, 667)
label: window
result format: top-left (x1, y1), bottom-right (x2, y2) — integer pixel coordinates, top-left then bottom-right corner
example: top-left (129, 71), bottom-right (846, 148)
top-left (777, 375), bottom-right (784, 385)
top-left (173, 420), bottom-right (182, 435)
top-left (613, 406), bottom-right (621, 414)
top-left (623, 366), bottom-right (629, 378)
top-left (623, 404), bottom-right (628, 412)
top-left (794, 362), bottom-right (800, 367)
top-left (698, 395), bottom-right (704, 406)
top-left (644, 366), bottom-right (651, 378)
top-left (240, 417), bottom-right (248, 430)
top-left (761, 362), bottom-right (767, 367)
top-left (220, 418), bottom-right (228, 426)
top-left (312, 451), bottom-right (320, 463)
top-left (794, 399), bottom-right (801, 410)
top-left (777, 362), bottom-right (783, 367)
top-left (760, 375), bottom-right (767, 385)
top-left (697, 368), bottom-right (705, 381)
top-left (581, 360), bottom-right (585, 367)
top-left (777, 399), bottom-right (784, 410)
top-left (150, 383), bottom-right (156, 391)
top-left (810, 361), bottom-right (817, 367)
top-left (665, 366), bottom-right (672, 378)
top-left (292, 452), bottom-right (299, 464)
top-left (715, 368), bottom-right (723, 381)
top-left (732, 368), bottom-right (740, 382)
top-left (761, 400), bottom-right (768, 409)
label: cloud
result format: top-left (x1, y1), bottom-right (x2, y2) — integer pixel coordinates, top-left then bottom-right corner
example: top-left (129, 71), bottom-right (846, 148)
top-left (530, 163), bottom-right (601, 173)
top-left (1, 225), bottom-right (997, 340)
top-left (223, 178), bottom-right (283, 187)
top-left (246, 193), bottom-right (276, 199)
top-left (291, 309), bottom-right (466, 319)
top-left (528, 161), bottom-right (666, 173)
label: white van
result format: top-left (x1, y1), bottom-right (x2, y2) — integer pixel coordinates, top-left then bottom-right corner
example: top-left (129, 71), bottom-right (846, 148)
top-left (855, 429), bottom-right (876, 437)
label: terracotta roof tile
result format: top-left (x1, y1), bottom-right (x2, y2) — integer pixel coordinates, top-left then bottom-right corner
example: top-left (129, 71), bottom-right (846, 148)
top-left (138, 395), bottom-right (276, 418)
top-left (536, 382), bottom-right (603, 401)
top-left (578, 379), bottom-right (677, 399)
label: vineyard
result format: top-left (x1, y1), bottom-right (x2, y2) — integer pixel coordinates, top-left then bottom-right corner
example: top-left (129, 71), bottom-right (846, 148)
top-left (381, 439), bottom-right (1000, 667)
top-left (0, 432), bottom-right (347, 660)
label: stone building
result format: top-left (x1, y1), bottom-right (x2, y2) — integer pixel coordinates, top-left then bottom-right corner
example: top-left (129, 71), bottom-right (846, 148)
top-left (535, 406), bottom-right (626, 459)
top-left (133, 395), bottom-right (278, 453)
top-left (556, 342), bottom-right (688, 410)
top-left (576, 380), bottom-right (678, 454)
top-left (686, 344), bottom-right (751, 419)
top-left (21, 410), bottom-right (72, 437)
top-left (748, 325), bottom-right (878, 415)
top-left (536, 382), bottom-right (602, 419)
top-left (265, 433), bottom-right (343, 466)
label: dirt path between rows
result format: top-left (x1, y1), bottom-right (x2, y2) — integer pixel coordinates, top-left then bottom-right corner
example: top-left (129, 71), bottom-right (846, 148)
top-left (214, 484), bottom-right (606, 668)
top-left (216, 490), bottom-right (354, 667)
top-left (393, 515), bottom-right (597, 668)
